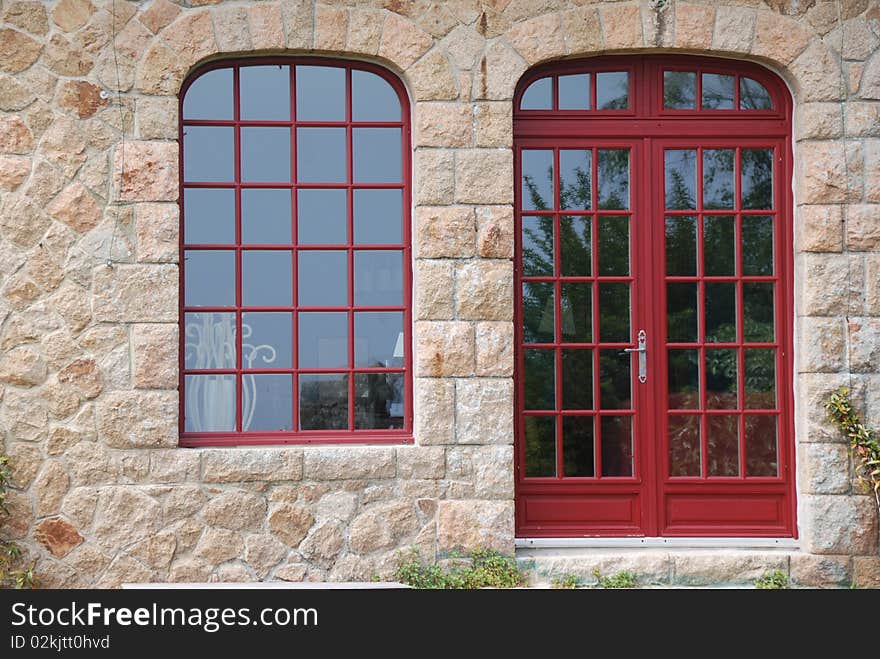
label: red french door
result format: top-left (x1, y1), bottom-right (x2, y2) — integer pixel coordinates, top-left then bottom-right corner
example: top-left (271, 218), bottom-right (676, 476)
top-left (514, 56), bottom-right (796, 537)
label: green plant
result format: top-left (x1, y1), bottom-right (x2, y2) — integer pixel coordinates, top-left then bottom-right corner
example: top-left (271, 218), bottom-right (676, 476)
top-left (592, 568), bottom-right (636, 589)
top-left (394, 547), bottom-right (526, 589)
top-left (826, 387), bottom-right (880, 515)
top-left (754, 569), bottom-right (788, 590)
top-left (551, 574), bottom-right (581, 589)
top-left (1, 455), bottom-right (37, 589)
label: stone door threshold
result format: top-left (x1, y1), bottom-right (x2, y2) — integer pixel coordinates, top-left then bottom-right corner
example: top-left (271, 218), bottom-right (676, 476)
top-left (516, 537), bottom-right (799, 549)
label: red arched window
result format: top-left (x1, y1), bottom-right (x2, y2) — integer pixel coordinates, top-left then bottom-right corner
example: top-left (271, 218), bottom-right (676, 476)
top-left (514, 55), bottom-right (795, 537)
top-left (179, 59), bottom-right (412, 446)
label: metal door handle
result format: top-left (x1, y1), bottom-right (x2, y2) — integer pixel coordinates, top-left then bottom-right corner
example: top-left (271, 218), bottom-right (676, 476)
top-left (624, 330), bottom-right (647, 383)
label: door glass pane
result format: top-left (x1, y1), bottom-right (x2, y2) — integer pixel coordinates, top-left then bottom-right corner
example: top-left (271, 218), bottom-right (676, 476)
top-left (184, 312), bottom-right (236, 370)
top-left (185, 374), bottom-right (236, 432)
top-left (354, 250), bottom-right (403, 306)
top-left (701, 73), bottom-right (734, 109)
top-left (597, 149), bottom-right (629, 210)
top-left (665, 149), bottom-right (696, 209)
top-left (740, 77), bottom-right (772, 110)
top-left (243, 189), bottom-right (293, 245)
top-left (668, 415), bottom-right (700, 477)
top-left (184, 189), bottom-right (235, 245)
top-left (354, 189), bottom-right (403, 245)
top-left (664, 71), bottom-right (696, 109)
top-left (297, 128), bottom-right (346, 182)
top-left (524, 416), bottom-right (556, 477)
top-left (355, 372), bottom-right (405, 429)
top-left (599, 283), bottom-right (629, 343)
top-left (299, 373), bottom-right (348, 430)
top-left (562, 349), bottom-right (592, 410)
top-left (742, 215), bottom-right (773, 275)
top-left (598, 215), bottom-right (628, 275)
top-left (522, 149), bottom-right (554, 211)
top-left (243, 374), bottom-right (293, 431)
top-left (744, 348), bottom-right (775, 409)
top-left (601, 416), bottom-right (632, 476)
top-left (241, 65), bottom-right (291, 120)
top-left (242, 312), bottom-right (292, 369)
top-left (560, 283), bottom-right (591, 343)
top-left (703, 215), bottom-right (735, 276)
top-left (665, 215), bottom-right (696, 275)
top-left (743, 283), bottom-right (774, 342)
top-left (563, 417), bottom-right (594, 477)
top-left (241, 127), bottom-right (291, 183)
top-left (706, 348), bottom-right (738, 409)
top-left (560, 216), bottom-right (590, 276)
top-left (298, 312), bottom-right (348, 368)
top-left (707, 415), bottom-right (739, 476)
top-left (521, 77), bottom-right (552, 110)
top-left (297, 189), bottom-right (346, 245)
top-left (522, 282), bottom-right (555, 343)
top-left (522, 216), bottom-right (554, 276)
top-left (599, 349), bottom-right (630, 410)
top-left (299, 250), bottom-right (347, 307)
top-left (183, 127), bottom-right (234, 182)
top-left (746, 415), bottom-right (778, 476)
top-left (353, 128), bottom-right (401, 183)
top-left (741, 148), bottom-right (773, 209)
top-left (184, 68), bottom-right (233, 120)
top-left (596, 72), bottom-right (628, 110)
top-left (296, 65), bottom-right (345, 121)
top-left (558, 74), bottom-right (589, 110)
top-left (702, 149), bottom-right (734, 209)
top-left (243, 250), bottom-right (293, 306)
top-left (667, 283), bottom-right (697, 342)
top-left (524, 349), bottom-right (555, 411)
top-left (354, 312), bottom-right (404, 367)
top-left (705, 282), bottom-right (736, 342)
top-left (185, 250), bottom-right (235, 307)
top-left (668, 349), bottom-right (699, 409)
top-left (559, 150), bottom-right (591, 210)
top-left (352, 69), bottom-right (400, 122)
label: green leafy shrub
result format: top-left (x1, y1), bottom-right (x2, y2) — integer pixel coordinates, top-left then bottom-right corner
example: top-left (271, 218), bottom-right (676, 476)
top-left (394, 547), bottom-right (526, 589)
top-left (592, 568), bottom-right (636, 589)
top-left (1, 455), bottom-right (37, 589)
top-left (825, 387), bottom-right (880, 514)
top-left (551, 574), bottom-right (581, 589)
top-left (754, 569), bottom-right (788, 590)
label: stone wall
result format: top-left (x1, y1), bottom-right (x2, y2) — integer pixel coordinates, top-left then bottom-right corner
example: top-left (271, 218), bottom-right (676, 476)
top-left (0, 0), bottom-right (877, 588)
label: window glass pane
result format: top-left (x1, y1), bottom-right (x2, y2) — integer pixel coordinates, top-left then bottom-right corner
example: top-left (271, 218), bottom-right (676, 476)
top-left (559, 150), bottom-right (591, 210)
top-left (563, 417), bottom-right (594, 477)
top-left (242, 189), bottom-right (292, 245)
top-left (297, 189), bottom-right (346, 245)
top-left (242, 250), bottom-right (292, 306)
top-left (524, 416), bottom-right (556, 477)
top-left (704, 215), bottom-right (735, 276)
top-left (669, 415), bottom-right (700, 477)
top-left (599, 283), bottom-right (629, 343)
top-left (665, 149), bottom-right (696, 210)
top-left (667, 283), bottom-right (697, 342)
top-left (524, 349), bottom-right (555, 410)
top-left (746, 415), bottom-right (777, 476)
top-left (298, 312), bottom-right (348, 368)
top-left (183, 126), bottom-right (234, 182)
top-left (599, 215), bottom-right (629, 275)
top-left (742, 215), bottom-right (773, 275)
top-left (240, 65), bottom-right (290, 120)
top-left (701, 73), bottom-right (734, 109)
top-left (298, 251), bottom-right (347, 307)
top-left (599, 350), bottom-right (631, 410)
top-left (185, 375), bottom-right (236, 432)
top-left (297, 128), bottom-right (346, 183)
top-left (522, 282), bottom-right (554, 344)
top-left (522, 149), bottom-right (554, 211)
top-left (745, 348), bottom-right (775, 409)
top-left (183, 68), bottom-right (233, 120)
top-left (664, 71), bottom-right (696, 109)
top-left (353, 128), bottom-right (401, 183)
top-left (185, 250), bottom-right (235, 307)
top-left (296, 65), bottom-right (345, 121)
top-left (352, 69), bottom-right (400, 121)
top-left (560, 283), bottom-right (591, 343)
top-left (703, 149), bottom-right (734, 209)
top-left (706, 348), bottom-right (738, 409)
top-left (558, 73), bottom-right (589, 110)
top-left (241, 127), bottom-right (291, 183)
top-left (354, 312), bottom-right (404, 367)
top-left (184, 189), bottom-right (235, 245)
top-left (354, 250), bottom-right (403, 306)
top-left (560, 216), bottom-right (590, 276)
top-left (705, 282), bottom-right (736, 342)
top-left (521, 77), bottom-right (551, 110)
top-left (354, 189), bottom-right (402, 245)
top-left (243, 374), bottom-right (293, 431)
top-left (184, 312), bottom-right (236, 370)
top-left (596, 71), bottom-right (628, 110)
top-left (707, 415), bottom-right (739, 476)
top-left (668, 349), bottom-right (699, 409)
top-left (597, 149), bottom-right (629, 210)
top-left (740, 77), bottom-right (772, 110)
top-left (562, 349), bottom-right (592, 410)
top-left (242, 312), bottom-right (292, 369)
top-left (355, 372), bottom-right (405, 429)
top-left (665, 215), bottom-right (696, 276)
top-left (299, 373), bottom-right (348, 430)
top-left (601, 416), bottom-right (632, 476)
top-left (743, 283), bottom-right (774, 342)
top-left (741, 148), bottom-right (773, 210)
top-left (522, 216), bottom-right (554, 277)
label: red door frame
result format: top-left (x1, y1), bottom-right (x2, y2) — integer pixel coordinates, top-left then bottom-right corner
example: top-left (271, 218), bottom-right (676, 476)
top-left (514, 55), bottom-right (796, 537)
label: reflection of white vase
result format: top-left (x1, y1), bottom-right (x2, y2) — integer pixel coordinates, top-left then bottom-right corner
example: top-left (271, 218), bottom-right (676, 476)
top-left (195, 378), bottom-right (235, 432)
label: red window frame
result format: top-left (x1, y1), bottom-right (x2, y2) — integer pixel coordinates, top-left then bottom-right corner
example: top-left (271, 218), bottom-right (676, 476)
top-left (514, 55), bottom-right (796, 537)
top-left (178, 58), bottom-right (413, 446)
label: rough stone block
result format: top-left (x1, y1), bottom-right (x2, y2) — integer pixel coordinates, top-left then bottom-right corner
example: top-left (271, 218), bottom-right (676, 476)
top-left (201, 448), bottom-right (303, 483)
top-left (415, 321), bottom-right (474, 377)
top-left (303, 447), bottom-right (396, 481)
top-left (455, 378), bottom-right (514, 444)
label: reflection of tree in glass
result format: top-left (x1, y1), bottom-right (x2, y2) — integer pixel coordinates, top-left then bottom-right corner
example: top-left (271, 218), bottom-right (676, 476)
top-left (669, 416), bottom-right (700, 477)
top-left (560, 164), bottom-right (591, 210)
top-left (741, 149), bottom-right (772, 209)
top-left (703, 149), bottom-right (734, 209)
top-left (300, 378), bottom-right (347, 430)
top-left (740, 78), bottom-right (771, 110)
top-left (598, 149), bottom-right (629, 209)
top-left (664, 72), bottom-right (695, 108)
